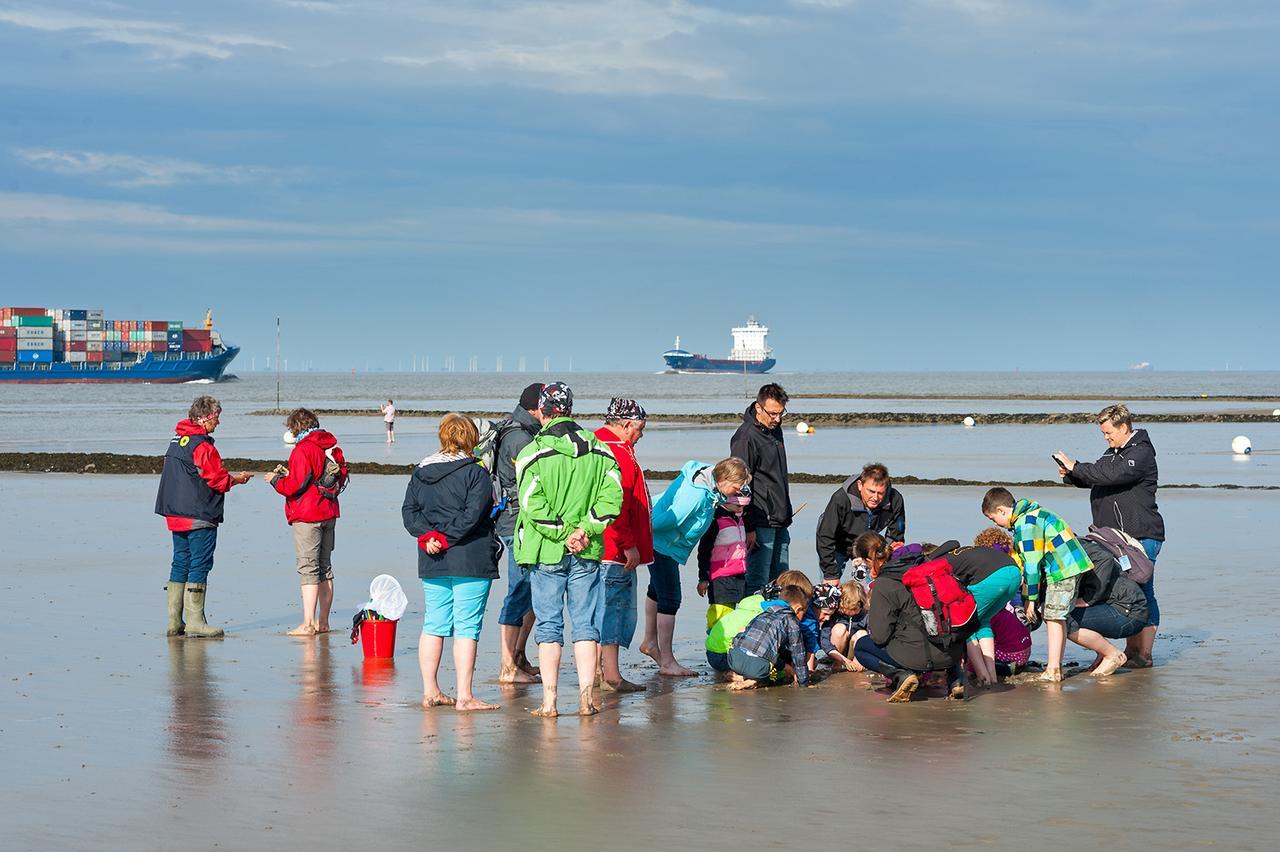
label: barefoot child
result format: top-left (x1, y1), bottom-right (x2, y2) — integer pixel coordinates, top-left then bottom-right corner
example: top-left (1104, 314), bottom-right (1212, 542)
top-left (981, 488), bottom-right (1093, 683)
top-left (820, 581), bottom-right (869, 671)
top-left (727, 585), bottom-right (812, 689)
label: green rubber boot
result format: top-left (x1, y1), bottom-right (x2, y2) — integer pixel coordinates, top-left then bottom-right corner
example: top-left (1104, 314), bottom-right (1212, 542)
top-left (166, 582), bottom-right (186, 636)
top-left (183, 583), bottom-right (224, 638)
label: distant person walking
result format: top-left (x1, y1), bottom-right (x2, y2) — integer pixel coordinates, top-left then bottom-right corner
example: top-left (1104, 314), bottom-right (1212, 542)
top-left (495, 382), bottom-right (546, 684)
top-left (731, 383), bottom-right (794, 594)
top-left (154, 395), bottom-right (253, 638)
top-left (380, 399), bottom-right (396, 444)
top-left (402, 414), bottom-right (501, 712)
top-left (265, 408), bottom-right (342, 637)
top-left (593, 398), bottom-right (654, 692)
top-left (815, 462), bottom-right (906, 584)
top-left (1055, 403), bottom-right (1165, 668)
top-left (514, 382), bottom-right (623, 717)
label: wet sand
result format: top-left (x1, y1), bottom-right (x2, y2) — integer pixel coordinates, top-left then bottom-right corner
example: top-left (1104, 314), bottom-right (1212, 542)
top-left (2, 476), bottom-right (1277, 849)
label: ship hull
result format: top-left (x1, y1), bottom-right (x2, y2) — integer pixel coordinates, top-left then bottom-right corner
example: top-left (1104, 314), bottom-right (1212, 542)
top-left (662, 354), bottom-right (776, 374)
top-left (0, 346), bottom-right (239, 384)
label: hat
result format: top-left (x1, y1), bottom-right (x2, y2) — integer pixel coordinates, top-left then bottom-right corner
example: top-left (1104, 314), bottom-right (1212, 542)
top-left (810, 584), bottom-right (842, 609)
top-left (606, 398), bottom-right (647, 422)
top-left (519, 382), bottom-right (544, 411)
top-left (539, 382), bottom-right (573, 416)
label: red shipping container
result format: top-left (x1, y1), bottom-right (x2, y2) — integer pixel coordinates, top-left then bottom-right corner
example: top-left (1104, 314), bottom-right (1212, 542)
top-left (67, 341), bottom-right (88, 352)
top-left (0, 327), bottom-right (15, 338)
top-left (9, 307), bottom-right (47, 317)
top-left (0, 339), bottom-right (17, 351)
top-left (151, 342), bottom-right (169, 352)
top-left (88, 351), bottom-right (105, 363)
top-left (0, 351), bottom-right (16, 363)
top-left (183, 341), bottom-right (213, 353)
top-left (182, 329), bottom-right (211, 340)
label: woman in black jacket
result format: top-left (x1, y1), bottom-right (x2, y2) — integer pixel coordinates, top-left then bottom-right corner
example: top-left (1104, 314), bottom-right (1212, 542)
top-left (851, 533), bottom-right (966, 702)
top-left (1056, 403), bottom-right (1164, 668)
top-left (1066, 541), bottom-right (1151, 677)
top-left (402, 414), bottom-right (501, 711)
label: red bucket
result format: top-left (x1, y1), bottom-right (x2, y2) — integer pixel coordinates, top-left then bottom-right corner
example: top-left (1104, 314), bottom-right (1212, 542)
top-left (359, 618), bottom-right (398, 659)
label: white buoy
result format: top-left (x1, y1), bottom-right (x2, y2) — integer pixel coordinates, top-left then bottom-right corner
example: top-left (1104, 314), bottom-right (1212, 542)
top-left (283, 430), bottom-right (297, 445)
top-left (963, 416), bottom-right (976, 428)
top-left (1231, 435), bottom-right (1252, 455)
top-left (796, 421), bottom-right (810, 435)
top-left (1272, 409), bottom-right (1280, 417)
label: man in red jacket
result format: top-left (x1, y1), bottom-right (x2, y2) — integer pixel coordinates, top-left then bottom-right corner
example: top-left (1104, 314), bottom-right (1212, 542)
top-left (593, 398), bottom-right (654, 692)
top-left (154, 395), bottom-right (253, 638)
top-left (267, 408), bottom-right (342, 636)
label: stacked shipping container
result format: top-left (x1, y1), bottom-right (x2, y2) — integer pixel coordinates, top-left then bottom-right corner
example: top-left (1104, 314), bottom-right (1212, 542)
top-left (0, 307), bottom-right (214, 367)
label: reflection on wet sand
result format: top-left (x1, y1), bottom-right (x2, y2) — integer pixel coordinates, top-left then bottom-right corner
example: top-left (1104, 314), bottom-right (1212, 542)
top-left (166, 640), bottom-right (225, 766)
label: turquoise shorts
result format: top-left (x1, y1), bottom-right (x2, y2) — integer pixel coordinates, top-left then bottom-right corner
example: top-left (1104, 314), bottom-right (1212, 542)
top-left (422, 577), bottom-right (493, 640)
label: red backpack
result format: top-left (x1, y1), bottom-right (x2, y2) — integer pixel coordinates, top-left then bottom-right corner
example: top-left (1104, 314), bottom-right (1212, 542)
top-left (901, 557), bottom-right (977, 646)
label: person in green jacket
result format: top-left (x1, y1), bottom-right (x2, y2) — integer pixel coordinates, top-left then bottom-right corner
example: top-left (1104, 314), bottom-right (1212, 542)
top-left (514, 382), bottom-right (623, 718)
top-left (982, 487), bottom-right (1094, 684)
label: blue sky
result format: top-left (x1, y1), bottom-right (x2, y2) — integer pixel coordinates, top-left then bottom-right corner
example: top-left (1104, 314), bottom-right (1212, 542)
top-left (1, 0), bottom-right (1277, 372)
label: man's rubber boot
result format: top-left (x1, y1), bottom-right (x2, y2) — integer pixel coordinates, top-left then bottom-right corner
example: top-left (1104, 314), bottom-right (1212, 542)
top-left (183, 583), bottom-right (224, 638)
top-left (166, 582), bottom-right (186, 636)
top-left (869, 658), bottom-right (918, 703)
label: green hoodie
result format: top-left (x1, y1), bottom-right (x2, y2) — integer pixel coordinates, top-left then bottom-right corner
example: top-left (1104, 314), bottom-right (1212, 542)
top-left (513, 417), bottom-right (623, 566)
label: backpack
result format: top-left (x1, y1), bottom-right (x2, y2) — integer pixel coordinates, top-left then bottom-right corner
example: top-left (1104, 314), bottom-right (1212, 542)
top-left (1084, 525), bottom-right (1154, 584)
top-left (901, 558), bottom-right (977, 646)
top-left (472, 417), bottom-right (522, 517)
top-left (315, 445), bottom-right (349, 501)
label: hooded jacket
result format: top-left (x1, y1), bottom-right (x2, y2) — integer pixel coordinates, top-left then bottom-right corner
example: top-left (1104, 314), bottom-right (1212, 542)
top-left (814, 476), bottom-right (906, 579)
top-left (944, 544), bottom-right (1018, 586)
top-left (729, 404), bottom-right (792, 531)
top-left (271, 429), bottom-right (341, 524)
top-left (1064, 428), bottom-right (1165, 542)
top-left (867, 545), bottom-right (967, 672)
top-left (593, 425), bottom-right (655, 565)
top-left (154, 419), bottom-right (239, 531)
top-left (651, 460), bottom-right (721, 563)
top-left (402, 453), bottom-right (499, 580)
top-left (513, 417), bottom-right (623, 566)
top-left (1009, 499), bottom-right (1094, 602)
top-left (493, 406), bottom-right (541, 538)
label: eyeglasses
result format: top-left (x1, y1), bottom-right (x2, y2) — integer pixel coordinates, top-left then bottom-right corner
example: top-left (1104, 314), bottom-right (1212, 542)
top-left (758, 405), bottom-right (786, 419)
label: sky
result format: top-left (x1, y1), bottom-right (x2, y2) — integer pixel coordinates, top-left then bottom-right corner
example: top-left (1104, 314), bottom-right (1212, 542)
top-left (1, 0), bottom-right (1278, 372)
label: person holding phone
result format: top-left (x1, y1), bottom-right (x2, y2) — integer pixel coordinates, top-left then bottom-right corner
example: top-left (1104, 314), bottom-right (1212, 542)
top-left (1052, 404), bottom-right (1165, 668)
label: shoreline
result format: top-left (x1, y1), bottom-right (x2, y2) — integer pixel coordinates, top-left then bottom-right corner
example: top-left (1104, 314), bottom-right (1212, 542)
top-left (3, 452), bottom-right (1274, 489)
top-left (247, 408), bottom-right (1280, 426)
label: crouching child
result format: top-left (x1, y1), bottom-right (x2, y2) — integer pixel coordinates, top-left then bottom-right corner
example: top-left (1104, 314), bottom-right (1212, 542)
top-left (727, 585), bottom-right (811, 689)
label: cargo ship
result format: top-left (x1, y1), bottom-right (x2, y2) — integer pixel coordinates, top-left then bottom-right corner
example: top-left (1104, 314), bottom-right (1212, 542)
top-left (0, 307), bottom-right (238, 384)
top-left (662, 318), bottom-right (776, 374)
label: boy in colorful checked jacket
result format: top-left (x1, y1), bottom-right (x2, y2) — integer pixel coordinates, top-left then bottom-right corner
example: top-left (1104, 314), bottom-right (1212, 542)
top-left (982, 487), bottom-right (1093, 683)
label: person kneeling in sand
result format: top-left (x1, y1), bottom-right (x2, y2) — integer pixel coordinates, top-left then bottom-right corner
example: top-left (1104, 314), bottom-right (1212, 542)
top-left (820, 582), bottom-right (869, 671)
top-left (726, 585), bottom-right (811, 690)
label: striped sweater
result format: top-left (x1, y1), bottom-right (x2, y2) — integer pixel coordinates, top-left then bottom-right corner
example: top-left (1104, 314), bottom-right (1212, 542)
top-left (1010, 498), bottom-right (1094, 601)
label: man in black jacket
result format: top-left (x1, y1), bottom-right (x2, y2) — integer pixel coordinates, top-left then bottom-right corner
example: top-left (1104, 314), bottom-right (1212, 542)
top-left (815, 463), bottom-right (906, 583)
top-left (731, 383), bottom-right (793, 595)
top-left (1056, 403), bottom-right (1165, 668)
top-left (495, 383), bottom-right (545, 684)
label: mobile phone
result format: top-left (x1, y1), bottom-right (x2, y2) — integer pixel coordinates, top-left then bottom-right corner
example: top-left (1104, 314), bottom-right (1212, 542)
top-left (1050, 453), bottom-right (1065, 466)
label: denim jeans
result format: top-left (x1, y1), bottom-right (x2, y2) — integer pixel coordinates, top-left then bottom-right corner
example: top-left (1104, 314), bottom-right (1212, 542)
top-left (1138, 538), bottom-right (1162, 627)
top-left (497, 536), bottom-right (533, 627)
top-left (852, 636), bottom-right (905, 674)
top-left (744, 526), bottom-right (790, 595)
top-left (529, 555), bottom-right (604, 645)
top-left (601, 562), bottom-right (638, 648)
top-left (1066, 602), bottom-right (1146, 639)
top-left (170, 527), bottom-right (217, 584)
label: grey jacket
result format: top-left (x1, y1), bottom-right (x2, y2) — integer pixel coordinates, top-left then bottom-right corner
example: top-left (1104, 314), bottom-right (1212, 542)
top-left (494, 405), bottom-right (541, 538)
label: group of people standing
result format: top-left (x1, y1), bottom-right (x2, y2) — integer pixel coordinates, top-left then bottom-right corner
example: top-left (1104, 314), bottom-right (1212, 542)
top-left (155, 385), bottom-right (1166, 711)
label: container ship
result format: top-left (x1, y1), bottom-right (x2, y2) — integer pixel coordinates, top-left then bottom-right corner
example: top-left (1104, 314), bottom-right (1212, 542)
top-left (0, 307), bottom-right (238, 384)
top-left (662, 318), bottom-right (776, 374)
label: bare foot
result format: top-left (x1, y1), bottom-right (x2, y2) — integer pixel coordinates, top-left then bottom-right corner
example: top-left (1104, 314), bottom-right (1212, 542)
top-left (657, 661), bottom-right (698, 677)
top-left (499, 663), bottom-right (541, 684)
top-left (601, 677), bottom-right (646, 694)
top-left (423, 693), bottom-right (455, 707)
top-left (530, 705), bottom-right (558, 718)
top-left (315, 624), bottom-right (332, 634)
top-left (1038, 667), bottom-right (1064, 683)
top-left (638, 642), bottom-right (663, 666)
top-left (1091, 653), bottom-right (1126, 678)
top-left (578, 687), bottom-right (600, 715)
top-left (727, 675), bottom-right (758, 691)
top-left (287, 624), bottom-right (317, 636)
top-left (455, 697), bottom-right (500, 711)
top-left (515, 654), bottom-right (540, 677)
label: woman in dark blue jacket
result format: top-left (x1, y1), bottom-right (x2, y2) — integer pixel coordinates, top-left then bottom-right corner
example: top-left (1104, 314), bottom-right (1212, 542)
top-left (402, 413), bottom-right (501, 711)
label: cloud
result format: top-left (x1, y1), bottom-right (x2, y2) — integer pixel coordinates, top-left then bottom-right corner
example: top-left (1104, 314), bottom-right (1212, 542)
top-left (13, 148), bottom-right (292, 188)
top-left (0, 7), bottom-right (286, 61)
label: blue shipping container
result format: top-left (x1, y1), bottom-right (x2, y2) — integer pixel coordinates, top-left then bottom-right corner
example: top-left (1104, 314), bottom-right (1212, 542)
top-left (18, 350), bottom-right (53, 363)
top-left (67, 309), bottom-right (88, 321)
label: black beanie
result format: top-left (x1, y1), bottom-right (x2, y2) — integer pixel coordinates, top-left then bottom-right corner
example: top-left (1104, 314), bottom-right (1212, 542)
top-left (519, 383), bottom-right (544, 411)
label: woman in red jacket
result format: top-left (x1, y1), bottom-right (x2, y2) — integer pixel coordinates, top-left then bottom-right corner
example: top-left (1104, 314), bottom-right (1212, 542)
top-left (267, 408), bottom-right (342, 636)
